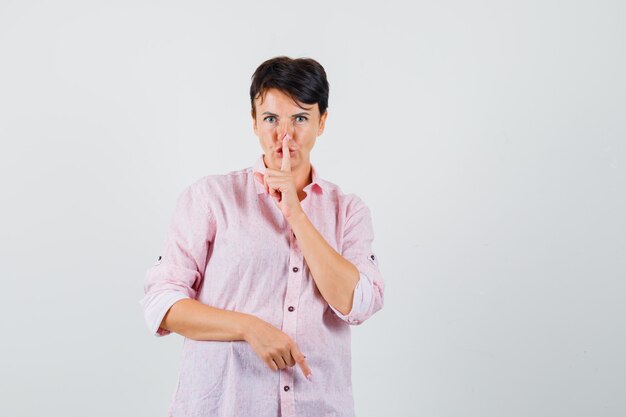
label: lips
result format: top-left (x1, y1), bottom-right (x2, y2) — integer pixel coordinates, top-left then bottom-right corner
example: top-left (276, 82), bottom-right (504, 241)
top-left (276, 146), bottom-right (296, 152)
top-left (276, 148), bottom-right (296, 157)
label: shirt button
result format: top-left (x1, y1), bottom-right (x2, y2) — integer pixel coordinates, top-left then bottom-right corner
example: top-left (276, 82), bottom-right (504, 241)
top-left (284, 385), bottom-right (290, 391)
top-left (288, 306), bottom-right (294, 312)
top-left (370, 254), bottom-right (375, 260)
top-left (292, 267), bottom-right (299, 272)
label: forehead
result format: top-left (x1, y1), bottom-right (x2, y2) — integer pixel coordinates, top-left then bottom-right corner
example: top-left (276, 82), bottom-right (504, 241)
top-left (255, 88), bottom-right (317, 114)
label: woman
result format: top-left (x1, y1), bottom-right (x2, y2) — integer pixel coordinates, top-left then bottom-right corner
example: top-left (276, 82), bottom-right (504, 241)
top-left (139, 56), bottom-right (385, 417)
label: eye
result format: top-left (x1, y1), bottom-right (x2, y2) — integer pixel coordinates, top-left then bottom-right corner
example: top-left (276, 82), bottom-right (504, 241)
top-left (263, 116), bottom-right (276, 123)
top-left (295, 116), bottom-right (308, 123)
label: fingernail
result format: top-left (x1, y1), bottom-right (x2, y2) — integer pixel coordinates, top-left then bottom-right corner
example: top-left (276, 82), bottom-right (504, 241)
top-left (306, 373), bottom-right (313, 382)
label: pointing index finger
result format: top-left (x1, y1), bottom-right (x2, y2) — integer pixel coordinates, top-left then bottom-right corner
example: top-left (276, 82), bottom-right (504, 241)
top-left (290, 344), bottom-right (312, 380)
top-left (281, 134), bottom-right (291, 172)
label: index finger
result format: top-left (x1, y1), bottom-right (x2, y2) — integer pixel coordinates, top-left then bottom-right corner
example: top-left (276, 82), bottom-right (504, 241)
top-left (280, 134), bottom-right (291, 172)
top-left (290, 344), bottom-right (312, 380)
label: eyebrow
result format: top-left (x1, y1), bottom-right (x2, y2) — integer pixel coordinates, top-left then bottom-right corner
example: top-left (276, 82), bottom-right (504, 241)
top-left (261, 111), bottom-right (311, 117)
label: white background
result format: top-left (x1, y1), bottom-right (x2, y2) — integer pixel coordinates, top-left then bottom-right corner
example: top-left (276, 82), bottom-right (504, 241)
top-left (1, 1), bottom-right (625, 416)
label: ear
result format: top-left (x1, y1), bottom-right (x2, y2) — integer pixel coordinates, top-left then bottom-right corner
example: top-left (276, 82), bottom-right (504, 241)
top-left (317, 111), bottom-right (328, 136)
top-left (252, 110), bottom-right (258, 135)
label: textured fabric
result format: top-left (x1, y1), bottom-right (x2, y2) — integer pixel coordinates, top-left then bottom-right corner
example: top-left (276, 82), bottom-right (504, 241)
top-left (139, 154), bottom-right (385, 417)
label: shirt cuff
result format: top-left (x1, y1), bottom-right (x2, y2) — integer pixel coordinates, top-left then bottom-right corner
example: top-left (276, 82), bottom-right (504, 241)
top-left (329, 272), bottom-right (374, 324)
top-left (139, 291), bottom-right (190, 337)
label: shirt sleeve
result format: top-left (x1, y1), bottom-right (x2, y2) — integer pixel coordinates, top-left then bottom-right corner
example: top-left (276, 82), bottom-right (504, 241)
top-left (138, 182), bottom-right (215, 337)
top-left (331, 196), bottom-right (385, 325)
top-left (328, 272), bottom-right (374, 321)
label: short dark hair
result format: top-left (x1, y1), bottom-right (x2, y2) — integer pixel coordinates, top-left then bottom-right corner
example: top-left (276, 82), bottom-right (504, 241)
top-left (250, 56), bottom-right (329, 119)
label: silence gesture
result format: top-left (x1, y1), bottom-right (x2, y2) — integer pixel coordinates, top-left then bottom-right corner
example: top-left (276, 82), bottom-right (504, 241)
top-left (254, 132), bottom-right (304, 220)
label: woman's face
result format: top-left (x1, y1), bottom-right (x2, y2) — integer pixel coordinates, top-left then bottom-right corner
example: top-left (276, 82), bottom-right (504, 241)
top-left (252, 88), bottom-right (327, 170)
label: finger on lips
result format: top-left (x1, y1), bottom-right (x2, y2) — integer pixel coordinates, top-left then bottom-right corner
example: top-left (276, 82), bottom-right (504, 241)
top-left (255, 132), bottom-right (292, 198)
top-left (281, 134), bottom-right (291, 171)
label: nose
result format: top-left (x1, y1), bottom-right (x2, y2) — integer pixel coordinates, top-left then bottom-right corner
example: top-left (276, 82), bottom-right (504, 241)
top-left (276, 120), bottom-right (295, 140)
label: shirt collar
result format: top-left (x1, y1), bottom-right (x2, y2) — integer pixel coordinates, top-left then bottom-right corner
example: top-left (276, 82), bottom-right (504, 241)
top-left (252, 153), bottom-right (324, 196)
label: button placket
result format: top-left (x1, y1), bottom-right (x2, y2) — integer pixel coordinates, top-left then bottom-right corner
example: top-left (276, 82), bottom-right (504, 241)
top-left (279, 230), bottom-right (304, 417)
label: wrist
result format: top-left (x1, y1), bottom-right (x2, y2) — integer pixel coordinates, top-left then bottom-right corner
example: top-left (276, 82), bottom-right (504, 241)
top-left (238, 313), bottom-right (258, 341)
top-left (286, 207), bottom-right (306, 225)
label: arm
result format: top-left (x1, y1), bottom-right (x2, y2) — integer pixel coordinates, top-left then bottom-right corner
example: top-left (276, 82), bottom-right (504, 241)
top-left (288, 211), bottom-right (360, 315)
top-left (287, 197), bottom-right (385, 324)
top-left (160, 298), bottom-right (254, 341)
top-left (255, 140), bottom-right (384, 325)
top-left (161, 298), bottom-right (312, 378)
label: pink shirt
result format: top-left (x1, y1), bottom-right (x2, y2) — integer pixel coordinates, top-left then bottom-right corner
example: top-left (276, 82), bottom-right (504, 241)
top-left (139, 154), bottom-right (386, 417)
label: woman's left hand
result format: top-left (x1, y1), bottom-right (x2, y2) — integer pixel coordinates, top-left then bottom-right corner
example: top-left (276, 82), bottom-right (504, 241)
top-left (254, 134), bottom-right (304, 221)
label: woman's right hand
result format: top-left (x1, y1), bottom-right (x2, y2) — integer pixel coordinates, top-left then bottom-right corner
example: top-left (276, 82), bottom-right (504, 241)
top-left (243, 315), bottom-right (312, 380)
